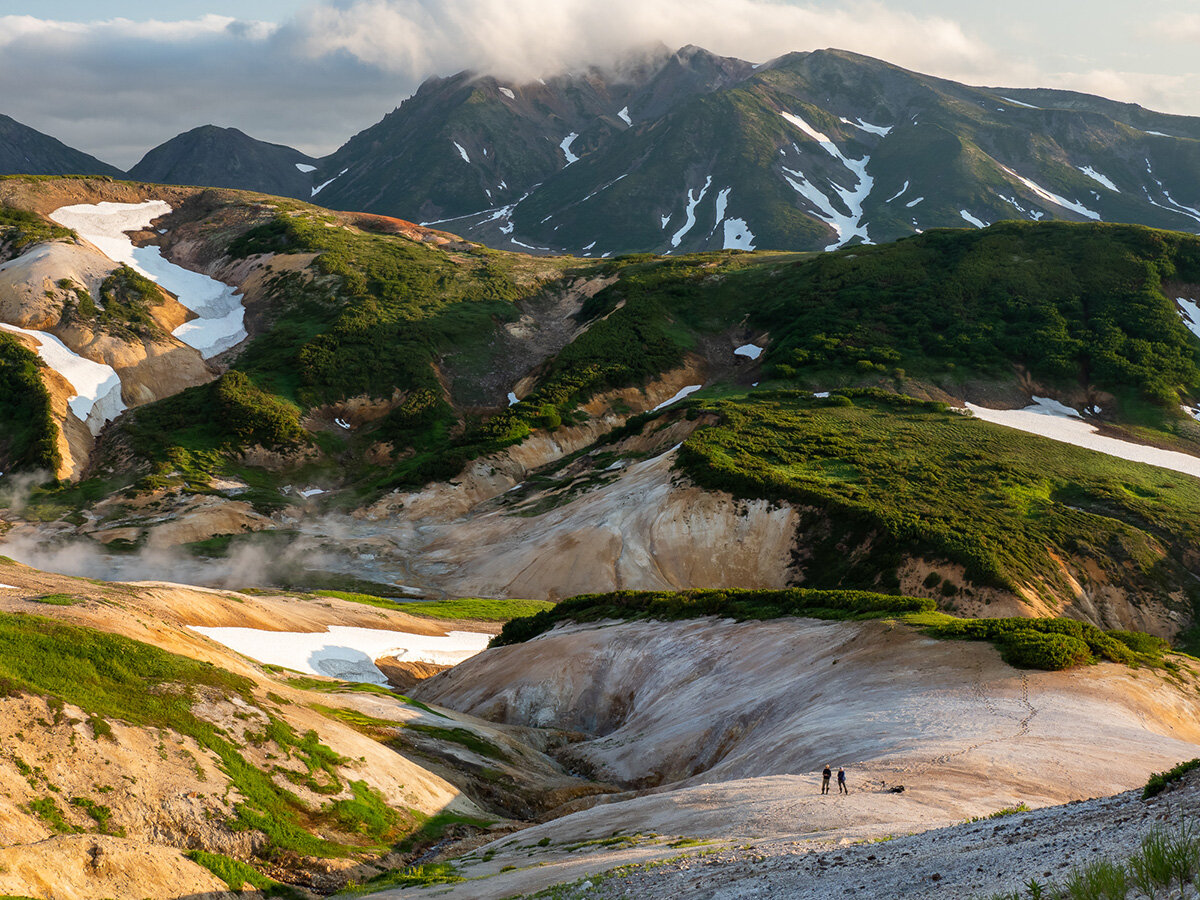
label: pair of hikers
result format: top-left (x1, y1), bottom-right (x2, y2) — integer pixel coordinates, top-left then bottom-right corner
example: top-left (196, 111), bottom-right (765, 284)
top-left (821, 765), bottom-right (847, 794)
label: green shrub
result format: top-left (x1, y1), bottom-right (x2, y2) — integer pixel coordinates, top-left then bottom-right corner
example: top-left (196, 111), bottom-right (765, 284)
top-left (1001, 632), bottom-right (1092, 670)
top-left (493, 588), bottom-right (935, 646)
top-left (1144, 758), bottom-right (1200, 799)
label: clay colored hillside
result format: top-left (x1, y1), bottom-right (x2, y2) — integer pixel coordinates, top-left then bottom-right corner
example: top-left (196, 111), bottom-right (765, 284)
top-left (392, 615), bottom-right (1200, 898)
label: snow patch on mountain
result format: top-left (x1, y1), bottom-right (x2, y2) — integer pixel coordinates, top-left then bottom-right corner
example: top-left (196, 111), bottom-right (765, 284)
top-left (1078, 166), bottom-right (1119, 192)
top-left (499, 87), bottom-right (515, 99)
top-left (960, 210), bottom-right (988, 228)
top-left (840, 117), bottom-right (892, 137)
top-left (660, 215), bottom-right (671, 230)
top-left (780, 111), bottom-right (874, 250)
top-left (618, 106), bottom-right (632, 126)
top-left (294, 163), bottom-right (316, 173)
top-left (906, 197), bottom-right (924, 208)
top-left (967, 398), bottom-right (1200, 480)
top-left (723, 218), bottom-right (756, 250)
top-left (560, 133), bottom-right (580, 166)
top-left (507, 392), bottom-right (520, 406)
top-left (50, 200), bottom-right (247, 357)
top-left (311, 169), bottom-right (347, 197)
top-left (998, 164), bottom-right (1100, 220)
top-left (652, 384), bottom-right (702, 412)
top-left (885, 181), bottom-right (909, 203)
top-left (1002, 96), bottom-right (1040, 109)
top-left (1178, 298), bottom-right (1200, 341)
top-left (453, 141), bottom-right (470, 163)
top-left (670, 176), bottom-right (713, 248)
top-left (0, 321), bottom-right (125, 434)
top-left (734, 343), bottom-right (763, 360)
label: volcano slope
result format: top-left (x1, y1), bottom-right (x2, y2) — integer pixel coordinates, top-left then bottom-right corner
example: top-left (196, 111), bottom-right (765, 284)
top-left (0, 559), bottom-right (621, 900)
top-left (3, 177), bottom-right (1200, 644)
top-left (370, 607), bottom-right (1200, 899)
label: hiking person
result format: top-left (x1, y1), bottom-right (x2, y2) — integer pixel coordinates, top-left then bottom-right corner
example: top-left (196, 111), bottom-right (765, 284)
top-left (838, 767), bottom-right (848, 794)
top-left (821, 764), bottom-right (832, 794)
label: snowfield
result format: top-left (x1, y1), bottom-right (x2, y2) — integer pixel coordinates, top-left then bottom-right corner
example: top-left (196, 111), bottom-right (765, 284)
top-left (734, 343), bottom-right (763, 360)
top-left (50, 200), bottom-right (247, 357)
top-left (1178, 297), bottom-right (1200, 340)
top-left (966, 397), bottom-right (1200, 480)
top-left (780, 111), bottom-right (874, 250)
top-left (998, 164), bottom-right (1100, 220)
top-left (191, 625), bottom-right (491, 684)
top-left (652, 384), bottom-right (703, 412)
top-left (0, 321), bottom-right (125, 434)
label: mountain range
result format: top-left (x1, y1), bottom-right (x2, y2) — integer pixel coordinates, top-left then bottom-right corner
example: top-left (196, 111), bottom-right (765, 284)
top-left (5, 46), bottom-right (1200, 256)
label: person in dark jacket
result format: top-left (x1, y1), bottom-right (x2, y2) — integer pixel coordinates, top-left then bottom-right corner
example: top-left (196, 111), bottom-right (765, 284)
top-left (821, 764), bottom-right (832, 794)
top-left (838, 767), bottom-right (848, 794)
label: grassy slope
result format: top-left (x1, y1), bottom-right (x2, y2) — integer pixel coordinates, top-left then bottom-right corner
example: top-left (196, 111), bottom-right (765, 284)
top-left (674, 389), bottom-right (1200, 608)
top-left (0, 612), bottom-right (423, 863)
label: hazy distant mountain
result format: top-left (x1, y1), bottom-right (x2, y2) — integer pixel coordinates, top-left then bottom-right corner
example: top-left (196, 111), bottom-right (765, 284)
top-left (127, 125), bottom-right (317, 199)
top-left (0, 114), bottom-right (122, 178)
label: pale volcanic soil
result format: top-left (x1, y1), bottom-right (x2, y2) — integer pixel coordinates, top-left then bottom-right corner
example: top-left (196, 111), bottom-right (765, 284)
top-left (389, 617), bottom-right (1200, 899)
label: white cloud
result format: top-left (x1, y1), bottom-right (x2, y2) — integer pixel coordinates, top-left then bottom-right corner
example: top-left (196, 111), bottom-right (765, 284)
top-left (0, 1), bottom-right (1197, 170)
top-left (294, 0), bottom-right (995, 83)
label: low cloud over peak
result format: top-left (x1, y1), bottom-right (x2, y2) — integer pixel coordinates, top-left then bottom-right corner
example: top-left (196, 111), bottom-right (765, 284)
top-left (0, 1), bottom-right (1195, 169)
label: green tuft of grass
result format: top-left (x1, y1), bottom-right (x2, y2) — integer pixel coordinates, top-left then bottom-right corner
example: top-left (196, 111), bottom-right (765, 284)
top-left (316, 591), bottom-right (554, 622)
top-left (31, 594), bottom-right (81, 606)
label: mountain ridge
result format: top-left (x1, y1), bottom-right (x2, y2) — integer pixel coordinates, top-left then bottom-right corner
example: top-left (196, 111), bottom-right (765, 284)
top-left (6, 46), bottom-right (1200, 256)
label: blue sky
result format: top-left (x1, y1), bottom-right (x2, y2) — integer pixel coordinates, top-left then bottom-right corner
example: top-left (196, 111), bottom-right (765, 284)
top-left (4, 1), bottom-right (1199, 167)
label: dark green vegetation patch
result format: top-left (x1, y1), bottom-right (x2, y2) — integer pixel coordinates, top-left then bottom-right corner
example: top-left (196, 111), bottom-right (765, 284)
top-left (494, 589), bottom-right (1172, 672)
top-left (0, 333), bottom-right (60, 473)
top-left (492, 587), bottom-right (935, 646)
top-left (919, 614), bottom-right (1168, 670)
top-left (1143, 758), bottom-right (1200, 799)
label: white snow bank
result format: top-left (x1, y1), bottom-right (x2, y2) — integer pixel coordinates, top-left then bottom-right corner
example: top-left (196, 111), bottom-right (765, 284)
top-left (192, 625), bottom-right (491, 684)
top-left (1178, 298), bottom-right (1200, 341)
top-left (960, 210), bottom-right (988, 229)
top-left (618, 106), bottom-right (632, 126)
top-left (723, 218), bottom-right (756, 250)
top-left (453, 141), bottom-right (470, 163)
top-left (1077, 166), bottom-right (1119, 192)
top-left (50, 201), bottom-right (247, 357)
top-left (294, 163), bottom-right (317, 173)
top-left (507, 391), bottom-right (519, 406)
top-left (0, 321), bottom-right (125, 434)
top-left (998, 164), bottom-right (1100, 220)
top-left (780, 111), bottom-right (874, 250)
top-left (298, 488), bottom-right (325, 498)
top-left (966, 397), bottom-right (1200, 480)
top-left (670, 176), bottom-right (712, 248)
top-left (1001, 96), bottom-right (1040, 109)
top-left (311, 169), bottom-right (347, 197)
top-left (906, 196), bottom-right (924, 208)
top-left (734, 343), bottom-right (763, 360)
top-left (0, 584), bottom-right (17, 590)
top-left (839, 117), bottom-right (891, 137)
top-left (652, 384), bottom-right (702, 412)
top-left (499, 86), bottom-right (515, 99)
top-left (334, 417), bottom-right (351, 430)
top-left (560, 133), bottom-right (580, 165)
top-left (886, 181), bottom-right (909, 203)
